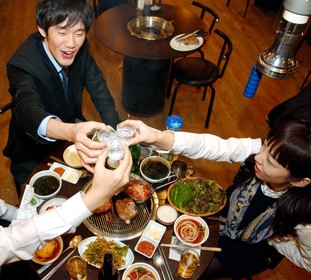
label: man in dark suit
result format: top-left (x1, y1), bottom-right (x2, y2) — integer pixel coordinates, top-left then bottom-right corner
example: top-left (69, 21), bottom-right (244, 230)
top-left (3, 0), bottom-right (119, 191)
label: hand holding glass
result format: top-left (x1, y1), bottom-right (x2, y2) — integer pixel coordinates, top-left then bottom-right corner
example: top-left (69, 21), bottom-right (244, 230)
top-left (116, 124), bottom-right (135, 146)
top-left (107, 135), bottom-right (126, 161)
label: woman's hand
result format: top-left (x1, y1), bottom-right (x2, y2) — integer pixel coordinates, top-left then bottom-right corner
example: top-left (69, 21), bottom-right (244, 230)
top-left (120, 119), bottom-right (175, 151)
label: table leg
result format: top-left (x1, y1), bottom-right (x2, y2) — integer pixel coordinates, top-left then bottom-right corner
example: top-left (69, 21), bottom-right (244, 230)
top-left (122, 56), bottom-right (171, 116)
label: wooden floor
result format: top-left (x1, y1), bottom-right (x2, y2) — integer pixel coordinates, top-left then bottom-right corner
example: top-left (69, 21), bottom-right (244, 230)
top-left (0, 0), bottom-right (310, 278)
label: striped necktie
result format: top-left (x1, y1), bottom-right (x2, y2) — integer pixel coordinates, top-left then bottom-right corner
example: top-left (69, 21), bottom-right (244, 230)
top-left (60, 68), bottom-right (68, 99)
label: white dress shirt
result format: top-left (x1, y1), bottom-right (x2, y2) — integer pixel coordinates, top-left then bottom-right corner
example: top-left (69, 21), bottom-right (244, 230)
top-left (0, 192), bottom-right (91, 265)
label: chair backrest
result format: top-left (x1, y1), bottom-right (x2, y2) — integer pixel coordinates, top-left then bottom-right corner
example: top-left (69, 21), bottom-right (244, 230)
top-left (0, 102), bottom-right (12, 114)
top-left (214, 29), bottom-right (233, 79)
top-left (191, 1), bottom-right (219, 35)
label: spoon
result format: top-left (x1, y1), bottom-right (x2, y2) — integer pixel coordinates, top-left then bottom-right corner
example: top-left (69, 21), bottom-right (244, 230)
top-left (153, 252), bottom-right (167, 280)
top-left (37, 235), bottom-right (82, 274)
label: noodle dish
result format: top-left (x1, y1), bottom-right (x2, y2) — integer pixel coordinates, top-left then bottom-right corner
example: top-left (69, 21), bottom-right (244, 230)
top-left (78, 236), bottom-right (134, 270)
top-left (122, 262), bottom-right (160, 280)
top-left (174, 214), bottom-right (209, 247)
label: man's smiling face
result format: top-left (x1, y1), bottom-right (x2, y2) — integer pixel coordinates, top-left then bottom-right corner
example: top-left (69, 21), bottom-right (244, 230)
top-left (38, 19), bottom-right (86, 68)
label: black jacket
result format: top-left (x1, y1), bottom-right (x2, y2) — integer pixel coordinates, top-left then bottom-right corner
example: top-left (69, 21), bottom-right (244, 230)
top-left (3, 32), bottom-right (119, 183)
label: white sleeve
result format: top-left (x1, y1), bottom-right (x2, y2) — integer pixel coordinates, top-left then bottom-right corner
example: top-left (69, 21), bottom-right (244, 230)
top-left (0, 192), bottom-right (91, 265)
top-left (269, 224), bottom-right (311, 272)
top-left (173, 132), bottom-right (262, 162)
top-left (0, 199), bottom-right (17, 221)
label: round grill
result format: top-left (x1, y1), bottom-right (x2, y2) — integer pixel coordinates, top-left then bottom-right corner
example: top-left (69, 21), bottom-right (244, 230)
top-left (82, 180), bottom-right (159, 241)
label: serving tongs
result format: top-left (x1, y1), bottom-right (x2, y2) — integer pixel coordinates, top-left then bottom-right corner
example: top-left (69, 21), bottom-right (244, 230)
top-left (153, 174), bottom-right (179, 191)
top-left (175, 29), bottom-right (200, 41)
top-left (175, 29), bottom-right (208, 41)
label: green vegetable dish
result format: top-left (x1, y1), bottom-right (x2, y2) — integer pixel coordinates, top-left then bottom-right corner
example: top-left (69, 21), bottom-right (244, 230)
top-left (169, 178), bottom-right (226, 216)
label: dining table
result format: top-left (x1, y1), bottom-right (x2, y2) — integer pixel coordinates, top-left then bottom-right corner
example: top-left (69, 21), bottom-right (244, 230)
top-left (25, 142), bottom-right (220, 280)
top-left (94, 3), bottom-right (207, 116)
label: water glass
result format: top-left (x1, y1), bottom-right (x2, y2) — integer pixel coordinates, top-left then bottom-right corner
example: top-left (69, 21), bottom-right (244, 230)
top-left (185, 162), bottom-right (197, 178)
top-left (93, 126), bottom-right (116, 144)
top-left (116, 124), bottom-right (135, 146)
top-left (177, 249), bottom-right (200, 278)
top-left (67, 256), bottom-right (87, 280)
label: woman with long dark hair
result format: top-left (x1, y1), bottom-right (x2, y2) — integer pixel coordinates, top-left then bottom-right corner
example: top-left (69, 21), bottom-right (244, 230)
top-left (120, 118), bottom-right (311, 277)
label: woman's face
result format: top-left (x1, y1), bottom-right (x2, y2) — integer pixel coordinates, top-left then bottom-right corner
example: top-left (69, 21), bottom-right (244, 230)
top-left (254, 140), bottom-right (291, 190)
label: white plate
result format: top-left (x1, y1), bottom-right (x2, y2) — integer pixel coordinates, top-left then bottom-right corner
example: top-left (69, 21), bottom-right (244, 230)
top-left (38, 196), bottom-right (67, 214)
top-left (170, 34), bottom-right (203, 51)
top-left (78, 236), bottom-right (134, 270)
top-left (63, 144), bottom-right (83, 168)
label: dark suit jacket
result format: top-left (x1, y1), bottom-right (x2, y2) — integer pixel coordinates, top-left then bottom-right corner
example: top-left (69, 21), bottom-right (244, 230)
top-left (3, 32), bottom-right (119, 184)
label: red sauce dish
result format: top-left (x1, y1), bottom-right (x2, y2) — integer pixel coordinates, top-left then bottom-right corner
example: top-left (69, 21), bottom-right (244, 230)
top-left (136, 240), bottom-right (155, 257)
top-left (126, 179), bottom-right (153, 203)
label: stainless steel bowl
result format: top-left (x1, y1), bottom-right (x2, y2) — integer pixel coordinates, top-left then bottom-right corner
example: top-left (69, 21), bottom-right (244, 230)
top-left (127, 16), bottom-right (174, 40)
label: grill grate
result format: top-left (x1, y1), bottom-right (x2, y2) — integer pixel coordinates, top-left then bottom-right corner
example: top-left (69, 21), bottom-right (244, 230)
top-left (82, 180), bottom-right (159, 241)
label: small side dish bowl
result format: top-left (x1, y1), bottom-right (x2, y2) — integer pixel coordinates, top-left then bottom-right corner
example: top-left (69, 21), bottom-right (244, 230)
top-left (122, 262), bottom-right (160, 280)
top-left (125, 179), bottom-right (154, 203)
top-left (63, 144), bottom-right (83, 168)
top-left (30, 170), bottom-right (62, 200)
top-left (174, 214), bottom-right (209, 247)
top-left (140, 156), bottom-right (171, 183)
top-left (156, 204), bottom-right (178, 225)
top-left (32, 236), bottom-right (63, 265)
top-left (38, 195), bottom-right (67, 214)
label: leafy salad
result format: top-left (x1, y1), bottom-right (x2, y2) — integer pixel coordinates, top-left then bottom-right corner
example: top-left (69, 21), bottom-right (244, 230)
top-left (169, 178), bottom-right (226, 215)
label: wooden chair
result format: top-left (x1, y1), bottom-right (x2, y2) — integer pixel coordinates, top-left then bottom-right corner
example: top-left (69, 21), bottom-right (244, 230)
top-left (0, 101), bottom-right (12, 114)
top-left (167, 29), bottom-right (233, 128)
top-left (191, 1), bottom-right (219, 58)
top-left (226, 0), bottom-right (251, 18)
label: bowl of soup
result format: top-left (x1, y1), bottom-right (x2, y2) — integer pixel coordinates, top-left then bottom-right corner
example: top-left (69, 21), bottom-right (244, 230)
top-left (125, 179), bottom-right (154, 203)
top-left (30, 170), bottom-right (62, 200)
top-left (122, 262), bottom-right (160, 280)
top-left (139, 156), bottom-right (171, 183)
top-left (174, 214), bottom-right (209, 247)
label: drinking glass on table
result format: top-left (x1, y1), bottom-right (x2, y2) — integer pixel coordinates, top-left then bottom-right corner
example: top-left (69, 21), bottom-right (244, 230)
top-left (185, 162), bottom-right (197, 178)
top-left (67, 256), bottom-right (87, 280)
top-left (178, 249), bottom-right (200, 278)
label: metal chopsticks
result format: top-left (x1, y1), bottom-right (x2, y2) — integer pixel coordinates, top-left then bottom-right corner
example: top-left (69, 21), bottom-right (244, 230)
top-left (159, 246), bottom-right (174, 280)
top-left (175, 29), bottom-right (200, 41)
top-left (161, 244), bottom-right (222, 252)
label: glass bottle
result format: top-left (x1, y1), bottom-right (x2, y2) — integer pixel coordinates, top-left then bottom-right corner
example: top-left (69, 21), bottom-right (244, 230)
top-left (98, 253), bottom-right (119, 280)
top-left (129, 144), bottom-right (141, 173)
top-left (160, 115), bottom-right (184, 164)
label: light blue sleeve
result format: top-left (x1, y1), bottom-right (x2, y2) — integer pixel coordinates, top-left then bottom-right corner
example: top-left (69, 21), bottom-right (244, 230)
top-left (37, 116), bottom-right (62, 142)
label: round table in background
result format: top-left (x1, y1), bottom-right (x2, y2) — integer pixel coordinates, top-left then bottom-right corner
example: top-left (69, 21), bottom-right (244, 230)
top-left (94, 3), bottom-right (207, 116)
